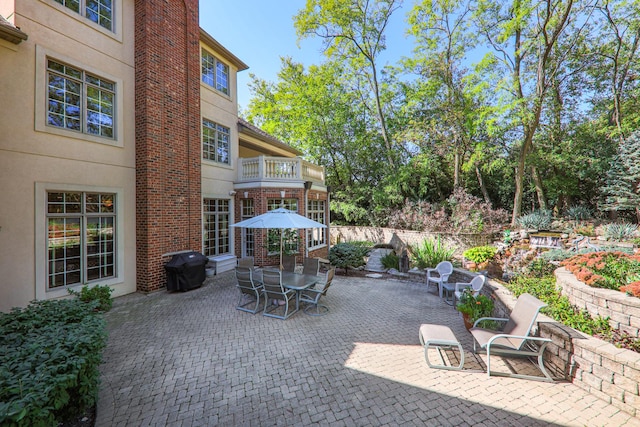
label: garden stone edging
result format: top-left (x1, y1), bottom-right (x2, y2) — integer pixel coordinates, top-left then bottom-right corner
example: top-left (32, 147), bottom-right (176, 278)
top-left (555, 267), bottom-right (640, 337)
top-left (481, 276), bottom-right (640, 417)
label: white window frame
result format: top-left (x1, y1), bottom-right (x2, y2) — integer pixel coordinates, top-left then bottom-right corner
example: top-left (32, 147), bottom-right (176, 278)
top-left (42, 0), bottom-right (122, 40)
top-left (35, 45), bottom-right (125, 147)
top-left (203, 198), bottom-right (231, 257)
top-left (202, 118), bottom-right (230, 164)
top-left (307, 200), bottom-right (327, 251)
top-left (201, 48), bottom-right (230, 96)
top-left (35, 182), bottom-right (125, 301)
top-left (266, 199), bottom-right (299, 255)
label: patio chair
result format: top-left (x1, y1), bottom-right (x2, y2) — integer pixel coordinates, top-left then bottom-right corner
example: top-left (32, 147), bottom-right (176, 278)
top-left (470, 293), bottom-right (553, 381)
top-left (282, 255), bottom-right (297, 272)
top-left (444, 275), bottom-right (486, 306)
top-left (238, 256), bottom-right (254, 269)
top-left (302, 257), bottom-right (320, 276)
top-left (426, 261), bottom-right (453, 298)
top-left (261, 268), bottom-right (298, 319)
top-left (235, 267), bottom-right (263, 314)
top-left (299, 268), bottom-right (335, 316)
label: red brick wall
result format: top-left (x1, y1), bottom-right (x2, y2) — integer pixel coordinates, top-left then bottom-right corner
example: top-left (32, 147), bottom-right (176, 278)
top-left (135, 0), bottom-right (201, 292)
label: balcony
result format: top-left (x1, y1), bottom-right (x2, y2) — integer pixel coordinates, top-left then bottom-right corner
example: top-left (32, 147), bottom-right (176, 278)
top-left (238, 156), bottom-right (325, 185)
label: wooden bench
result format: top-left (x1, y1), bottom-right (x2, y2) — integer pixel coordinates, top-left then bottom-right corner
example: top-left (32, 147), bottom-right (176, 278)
top-left (418, 324), bottom-right (464, 370)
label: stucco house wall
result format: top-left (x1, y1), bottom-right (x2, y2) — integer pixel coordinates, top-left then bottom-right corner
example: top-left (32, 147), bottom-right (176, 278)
top-left (0, 0), bottom-right (137, 311)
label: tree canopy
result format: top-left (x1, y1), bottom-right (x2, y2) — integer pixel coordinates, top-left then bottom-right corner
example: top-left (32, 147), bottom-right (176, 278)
top-left (245, 0), bottom-right (640, 226)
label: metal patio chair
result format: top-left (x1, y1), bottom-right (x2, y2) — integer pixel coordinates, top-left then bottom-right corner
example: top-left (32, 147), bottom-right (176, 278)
top-left (302, 257), bottom-right (320, 276)
top-left (299, 268), bottom-right (335, 316)
top-left (262, 268), bottom-right (298, 320)
top-left (235, 266), bottom-right (263, 314)
top-left (470, 293), bottom-right (553, 381)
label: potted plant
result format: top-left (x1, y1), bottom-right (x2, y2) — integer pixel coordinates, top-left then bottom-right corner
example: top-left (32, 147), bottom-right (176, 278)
top-left (462, 245), bottom-right (497, 271)
top-left (456, 288), bottom-right (494, 330)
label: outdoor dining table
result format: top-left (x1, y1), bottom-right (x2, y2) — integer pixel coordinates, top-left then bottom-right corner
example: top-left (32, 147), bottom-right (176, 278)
top-left (253, 269), bottom-right (321, 304)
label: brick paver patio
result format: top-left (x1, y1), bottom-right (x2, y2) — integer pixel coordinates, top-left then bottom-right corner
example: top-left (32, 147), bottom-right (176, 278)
top-left (96, 271), bottom-right (640, 426)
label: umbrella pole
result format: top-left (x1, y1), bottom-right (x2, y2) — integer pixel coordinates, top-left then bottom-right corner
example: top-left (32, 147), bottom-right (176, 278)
top-left (279, 230), bottom-right (284, 271)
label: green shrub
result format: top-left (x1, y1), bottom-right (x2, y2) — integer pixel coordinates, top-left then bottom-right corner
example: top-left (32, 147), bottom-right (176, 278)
top-left (409, 237), bottom-right (455, 269)
top-left (380, 252), bottom-right (399, 270)
top-left (328, 242), bottom-right (372, 275)
top-left (602, 222), bottom-right (638, 241)
top-left (0, 299), bottom-right (107, 426)
top-left (68, 284), bottom-right (113, 312)
top-left (516, 210), bottom-right (552, 230)
top-left (505, 275), bottom-right (611, 336)
top-left (462, 246), bottom-right (497, 264)
top-left (565, 206), bottom-right (592, 221)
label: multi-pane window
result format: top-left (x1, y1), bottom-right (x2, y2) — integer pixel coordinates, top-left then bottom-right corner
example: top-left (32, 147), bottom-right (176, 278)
top-left (241, 199), bottom-right (255, 257)
top-left (266, 199), bottom-right (299, 254)
top-left (54, 0), bottom-right (113, 31)
top-left (307, 200), bottom-right (326, 249)
top-left (47, 191), bottom-right (115, 289)
top-left (203, 199), bottom-right (230, 257)
top-left (202, 119), bottom-right (230, 164)
top-left (47, 59), bottom-right (115, 139)
top-left (201, 49), bottom-right (229, 95)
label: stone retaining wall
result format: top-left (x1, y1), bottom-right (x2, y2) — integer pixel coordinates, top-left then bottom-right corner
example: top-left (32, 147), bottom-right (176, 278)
top-left (482, 277), bottom-right (640, 417)
top-left (331, 226), bottom-right (497, 254)
top-left (556, 267), bottom-right (640, 337)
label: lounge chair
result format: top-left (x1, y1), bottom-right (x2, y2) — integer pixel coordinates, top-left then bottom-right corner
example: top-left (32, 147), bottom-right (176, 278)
top-left (235, 267), bottom-right (263, 314)
top-left (299, 268), bottom-right (335, 316)
top-left (470, 293), bottom-right (553, 381)
top-left (426, 261), bottom-right (453, 298)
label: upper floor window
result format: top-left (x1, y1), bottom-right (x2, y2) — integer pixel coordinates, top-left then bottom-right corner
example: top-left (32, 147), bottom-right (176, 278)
top-left (47, 59), bottom-right (115, 139)
top-left (202, 119), bottom-right (230, 164)
top-left (54, 0), bottom-right (113, 31)
top-left (201, 49), bottom-right (229, 95)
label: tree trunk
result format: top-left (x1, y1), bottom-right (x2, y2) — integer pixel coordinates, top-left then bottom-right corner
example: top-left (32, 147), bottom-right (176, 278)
top-left (453, 151), bottom-right (461, 189)
top-left (475, 164), bottom-right (491, 204)
top-left (531, 166), bottom-right (547, 211)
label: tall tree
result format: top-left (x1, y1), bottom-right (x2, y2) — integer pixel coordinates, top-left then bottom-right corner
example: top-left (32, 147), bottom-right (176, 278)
top-left (602, 130), bottom-right (640, 222)
top-left (294, 0), bottom-right (402, 167)
top-left (405, 0), bottom-right (480, 190)
top-left (475, 0), bottom-right (580, 224)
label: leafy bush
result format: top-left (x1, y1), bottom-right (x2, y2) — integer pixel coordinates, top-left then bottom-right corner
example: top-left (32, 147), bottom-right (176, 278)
top-left (409, 237), bottom-right (455, 269)
top-left (516, 210), bottom-right (552, 230)
top-left (328, 242), bottom-right (372, 275)
top-left (380, 252), bottom-right (399, 269)
top-left (539, 249), bottom-right (576, 263)
top-left (523, 258), bottom-right (557, 278)
top-left (0, 299), bottom-right (107, 426)
top-left (456, 288), bottom-right (494, 324)
top-left (575, 224), bottom-right (596, 237)
top-left (561, 251), bottom-right (640, 290)
top-left (447, 188), bottom-right (509, 233)
top-left (462, 246), bottom-right (496, 264)
top-left (386, 189), bottom-right (509, 233)
top-left (602, 222), bottom-right (638, 241)
top-left (505, 275), bottom-right (611, 336)
top-left (565, 206), bottom-right (592, 221)
top-left (68, 284), bottom-right (113, 312)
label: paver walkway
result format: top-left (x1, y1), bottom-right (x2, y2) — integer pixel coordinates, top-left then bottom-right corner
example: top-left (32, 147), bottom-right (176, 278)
top-left (96, 272), bottom-right (640, 426)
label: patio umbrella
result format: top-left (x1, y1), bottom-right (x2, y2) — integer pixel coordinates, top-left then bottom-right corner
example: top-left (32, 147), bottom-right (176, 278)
top-left (230, 208), bottom-right (327, 270)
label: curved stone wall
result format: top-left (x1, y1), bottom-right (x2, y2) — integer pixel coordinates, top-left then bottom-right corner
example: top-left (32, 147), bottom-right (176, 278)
top-left (556, 267), bottom-right (640, 337)
top-left (484, 274), bottom-right (640, 417)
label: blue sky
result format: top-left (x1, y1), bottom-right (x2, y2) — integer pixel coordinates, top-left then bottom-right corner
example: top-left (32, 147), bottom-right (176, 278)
top-left (199, 1), bottom-right (415, 112)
